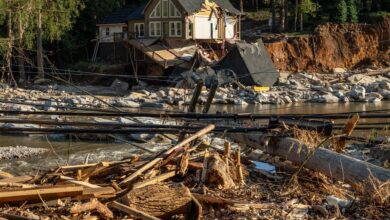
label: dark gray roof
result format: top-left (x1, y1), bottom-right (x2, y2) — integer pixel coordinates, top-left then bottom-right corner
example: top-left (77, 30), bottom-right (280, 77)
top-left (98, 7), bottom-right (133, 24)
top-left (215, 40), bottom-right (279, 86)
top-left (127, 4), bottom-right (146, 20)
top-left (214, 0), bottom-right (242, 15)
top-left (176, 0), bottom-right (203, 14)
top-left (176, 0), bottom-right (242, 15)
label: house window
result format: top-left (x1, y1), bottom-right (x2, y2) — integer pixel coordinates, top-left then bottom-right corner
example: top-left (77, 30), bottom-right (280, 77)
top-left (105, 27), bottom-right (110, 36)
top-left (169, 21), bottom-right (182, 37)
top-left (135, 23), bottom-right (145, 38)
top-left (150, 1), bottom-right (161, 18)
top-left (169, 1), bottom-right (181, 17)
top-left (162, 0), bottom-right (169, 17)
top-left (150, 22), bottom-right (161, 37)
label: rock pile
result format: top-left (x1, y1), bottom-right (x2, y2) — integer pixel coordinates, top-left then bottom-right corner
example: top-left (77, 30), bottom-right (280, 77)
top-left (0, 70), bottom-right (389, 112)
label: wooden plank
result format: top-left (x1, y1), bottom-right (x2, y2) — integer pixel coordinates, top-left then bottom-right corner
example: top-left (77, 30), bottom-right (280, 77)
top-left (0, 175), bottom-right (32, 183)
top-left (0, 171), bottom-right (14, 179)
top-left (75, 187), bottom-right (116, 200)
top-left (0, 186), bottom-right (83, 202)
top-left (60, 176), bottom-right (102, 189)
top-left (110, 201), bottom-right (160, 220)
top-left (133, 171), bottom-right (176, 190)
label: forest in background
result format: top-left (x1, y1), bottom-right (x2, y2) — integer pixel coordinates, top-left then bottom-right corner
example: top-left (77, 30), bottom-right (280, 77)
top-left (0, 0), bottom-right (389, 85)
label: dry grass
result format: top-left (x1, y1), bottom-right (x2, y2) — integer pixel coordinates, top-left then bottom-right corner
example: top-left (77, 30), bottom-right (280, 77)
top-left (291, 127), bottom-right (322, 149)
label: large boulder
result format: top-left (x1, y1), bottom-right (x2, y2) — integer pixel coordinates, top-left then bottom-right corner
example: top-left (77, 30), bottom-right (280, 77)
top-left (349, 85), bottom-right (366, 100)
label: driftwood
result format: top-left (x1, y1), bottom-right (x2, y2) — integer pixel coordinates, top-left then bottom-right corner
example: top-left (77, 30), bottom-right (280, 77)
top-left (119, 125), bottom-right (215, 187)
top-left (205, 153), bottom-right (236, 189)
top-left (232, 134), bottom-right (390, 190)
top-left (122, 183), bottom-right (193, 219)
top-left (70, 198), bottom-right (113, 219)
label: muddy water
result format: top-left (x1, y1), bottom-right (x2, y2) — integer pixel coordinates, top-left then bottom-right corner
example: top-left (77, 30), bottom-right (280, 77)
top-left (1, 102), bottom-right (390, 174)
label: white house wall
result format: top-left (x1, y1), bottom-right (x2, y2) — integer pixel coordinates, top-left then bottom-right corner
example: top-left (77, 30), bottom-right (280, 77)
top-left (194, 16), bottom-right (218, 39)
top-left (225, 20), bottom-right (235, 39)
top-left (98, 25), bottom-right (127, 43)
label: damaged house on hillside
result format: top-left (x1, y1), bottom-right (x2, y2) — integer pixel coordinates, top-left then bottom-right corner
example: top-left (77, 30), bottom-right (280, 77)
top-left (95, 0), bottom-right (279, 86)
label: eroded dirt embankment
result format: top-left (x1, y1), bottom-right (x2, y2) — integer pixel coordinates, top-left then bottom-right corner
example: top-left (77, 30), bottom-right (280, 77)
top-left (265, 16), bottom-right (390, 72)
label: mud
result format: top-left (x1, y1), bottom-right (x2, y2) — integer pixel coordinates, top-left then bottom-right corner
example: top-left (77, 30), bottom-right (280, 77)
top-left (265, 16), bottom-right (390, 72)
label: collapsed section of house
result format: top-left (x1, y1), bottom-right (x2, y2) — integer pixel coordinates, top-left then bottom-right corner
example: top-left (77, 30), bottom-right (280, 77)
top-left (95, 0), bottom-right (279, 87)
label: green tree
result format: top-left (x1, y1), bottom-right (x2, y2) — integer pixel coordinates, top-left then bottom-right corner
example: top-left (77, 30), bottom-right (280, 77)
top-left (348, 0), bottom-right (359, 23)
top-left (336, 0), bottom-right (348, 23)
top-left (299, 0), bottom-right (320, 30)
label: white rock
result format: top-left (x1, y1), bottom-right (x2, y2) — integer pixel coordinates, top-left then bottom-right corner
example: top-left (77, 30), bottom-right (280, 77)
top-left (312, 94), bottom-right (339, 103)
top-left (366, 92), bottom-right (383, 99)
top-left (156, 90), bottom-right (166, 98)
top-left (326, 195), bottom-right (351, 208)
top-left (379, 81), bottom-right (390, 90)
top-left (333, 67), bottom-right (347, 74)
top-left (349, 85), bottom-right (366, 100)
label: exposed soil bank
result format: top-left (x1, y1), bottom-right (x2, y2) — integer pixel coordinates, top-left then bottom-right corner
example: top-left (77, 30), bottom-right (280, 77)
top-left (265, 16), bottom-right (390, 72)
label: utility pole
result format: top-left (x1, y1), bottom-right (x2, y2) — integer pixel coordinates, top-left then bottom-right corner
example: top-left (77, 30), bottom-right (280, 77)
top-left (37, 7), bottom-right (44, 79)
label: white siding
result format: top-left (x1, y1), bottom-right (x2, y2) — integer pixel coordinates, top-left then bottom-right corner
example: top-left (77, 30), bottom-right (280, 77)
top-left (194, 16), bottom-right (218, 39)
top-left (225, 22), bottom-right (235, 39)
top-left (98, 25), bottom-right (127, 43)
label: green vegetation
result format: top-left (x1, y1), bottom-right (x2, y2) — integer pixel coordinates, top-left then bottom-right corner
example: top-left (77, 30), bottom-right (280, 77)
top-left (336, 0), bottom-right (348, 23)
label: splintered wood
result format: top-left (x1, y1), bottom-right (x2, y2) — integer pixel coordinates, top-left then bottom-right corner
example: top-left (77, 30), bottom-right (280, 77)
top-left (0, 123), bottom-right (389, 219)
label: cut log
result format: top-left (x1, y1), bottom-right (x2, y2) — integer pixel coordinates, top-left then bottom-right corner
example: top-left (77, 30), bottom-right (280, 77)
top-left (232, 134), bottom-right (390, 191)
top-left (122, 183), bottom-right (193, 219)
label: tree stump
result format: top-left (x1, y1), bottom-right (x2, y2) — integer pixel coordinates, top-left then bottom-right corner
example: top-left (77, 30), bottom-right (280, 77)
top-left (122, 183), bottom-right (192, 219)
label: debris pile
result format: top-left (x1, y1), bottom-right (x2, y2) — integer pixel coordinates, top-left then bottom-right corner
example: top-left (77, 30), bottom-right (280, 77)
top-left (0, 124), bottom-right (389, 219)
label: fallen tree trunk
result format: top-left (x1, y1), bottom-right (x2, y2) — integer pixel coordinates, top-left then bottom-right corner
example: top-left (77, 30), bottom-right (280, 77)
top-left (231, 134), bottom-right (390, 190)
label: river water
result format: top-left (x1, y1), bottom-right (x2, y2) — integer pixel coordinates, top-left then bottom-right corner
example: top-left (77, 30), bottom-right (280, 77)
top-left (1, 102), bottom-right (390, 174)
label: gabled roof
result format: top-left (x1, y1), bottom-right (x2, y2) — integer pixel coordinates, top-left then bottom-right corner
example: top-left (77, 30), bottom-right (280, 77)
top-left (127, 4), bottom-right (146, 20)
top-left (176, 0), bottom-right (203, 14)
top-left (97, 7), bottom-right (133, 25)
top-left (213, 0), bottom-right (242, 15)
top-left (176, 0), bottom-right (242, 15)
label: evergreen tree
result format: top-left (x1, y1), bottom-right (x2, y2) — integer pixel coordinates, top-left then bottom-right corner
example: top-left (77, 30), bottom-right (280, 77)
top-left (336, 0), bottom-right (348, 23)
top-left (348, 0), bottom-right (359, 23)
